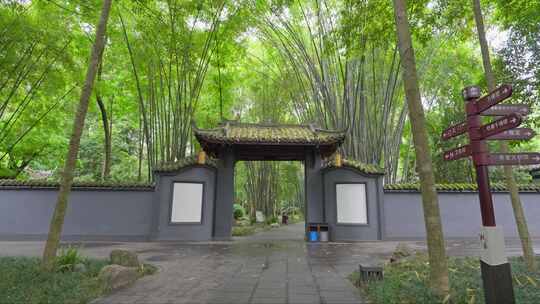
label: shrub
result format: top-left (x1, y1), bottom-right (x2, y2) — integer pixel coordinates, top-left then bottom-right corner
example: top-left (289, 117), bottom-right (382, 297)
top-left (56, 246), bottom-right (85, 272)
top-left (0, 256), bottom-right (108, 304)
top-left (266, 216), bottom-right (278, 225)
top-left (357, 254), bottom-right (540, 304)
top-left (233, 203), bottom-right (245, 220)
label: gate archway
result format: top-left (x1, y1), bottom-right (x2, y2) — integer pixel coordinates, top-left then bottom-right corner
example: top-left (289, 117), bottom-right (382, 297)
top-left (195, 120), bottom-right (363, 240)
top-left (151, 120), bottom-right (385, 241)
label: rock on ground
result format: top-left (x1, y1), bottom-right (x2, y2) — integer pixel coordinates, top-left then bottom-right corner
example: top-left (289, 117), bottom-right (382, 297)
top-left (390, 242), bottom-right (413, 263)
top-left (98, 265), bottom-right (140, 291)
top-left (110, 249), bottom-right (139, 267)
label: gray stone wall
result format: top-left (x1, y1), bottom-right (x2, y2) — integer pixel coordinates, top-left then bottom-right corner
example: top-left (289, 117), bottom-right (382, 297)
top-left (0, 188), bottom-right (153, 241)
top-left (322, 168), bottom-right (384, 241)
top-left (1, 175), bottom-right (539, 242)
top-left (305, 150), bottom-right (324, 226)
top-left (152, 165), bottom-right (216, 241)
top-left (383, 191), bottom-right (540, 240)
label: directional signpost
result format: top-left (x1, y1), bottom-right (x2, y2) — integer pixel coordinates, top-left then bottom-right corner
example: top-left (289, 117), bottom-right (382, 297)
top-left (478, 113), bottom-right (522, 139)
top-left (473, 84), bottom-right (513, 114)
top-left (441, 84), bottom-right (539, 304)
top-left (443, 145), bottom-right (471, 161)
top-left (442, 121), bottom-right (468, 140)
top-left (482, 104), bottom-right (530, 116)
top-left (486, 128), bottom-right (535, 141)
top-left (488, 153), bottom-right (540, 166)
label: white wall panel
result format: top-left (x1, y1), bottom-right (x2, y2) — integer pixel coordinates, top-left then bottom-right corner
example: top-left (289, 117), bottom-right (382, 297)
top-left (171, 183), bottom-right (203, 223)
top-left (336, 183), bottom-right (367, 224)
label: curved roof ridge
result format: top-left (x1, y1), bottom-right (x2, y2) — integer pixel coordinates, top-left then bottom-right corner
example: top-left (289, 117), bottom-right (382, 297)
top-left (153, 156), bottom-right (217, 173)
top-left (219, 120), bottom-right (322, 129)
top-left (193, 120), bottom-right (346, 159)
top-left (324, 158), bottom-right (385, 175)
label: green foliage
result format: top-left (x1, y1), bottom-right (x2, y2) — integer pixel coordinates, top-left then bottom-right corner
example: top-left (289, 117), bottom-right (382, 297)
top-left (384, 183), bottom-right (540, 192)
top-left (0, 179), bottom-right (154, 190)
top-left (56, 246), bottom-right (85, 272)
top-left (138, 263), bottom-right (158, 276)
top-left (356, 255), bottom-right (540, 304)
top-left (154, 157), bottom-right (217, 173)
top-left (232, 226), bottom-right (256, 236)
top-left (233, 203), bottom-right (245, 220)
top-left (326, 159), bottom-right (385, 175)
top-left (0, 256), bottom-right (108, 304)
top-left (1, 0), bottom-right (539, 194)
top-left (266, 216), bottom-right (279, 225)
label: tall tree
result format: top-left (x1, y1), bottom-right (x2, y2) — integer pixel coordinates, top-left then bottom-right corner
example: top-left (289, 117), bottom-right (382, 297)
top-left (95, 46), bottom-right (112, 181)
top-left (472, 0), bottom-right (536, 271)
top-left (392, 0), bottom-right (449, 296)
top-left (258, 1), bottom-right (407, 180)
top-left (41, 0), bottom-right (113, 271)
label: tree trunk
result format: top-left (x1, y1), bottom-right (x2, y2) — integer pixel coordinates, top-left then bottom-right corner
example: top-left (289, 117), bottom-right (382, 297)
top-left (41, 0), bottom-right (113, 271)
top-left (472, 0), bottom-right (536, 271)
top-left (392, 0), bottom-right (449, 295)
top-left (96, 53), bottom-right (112, 181)
top-left (96, 93), bottom-right (111, 180)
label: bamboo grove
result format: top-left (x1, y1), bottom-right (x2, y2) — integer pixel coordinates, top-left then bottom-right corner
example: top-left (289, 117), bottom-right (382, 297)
top-left (1, 0), bottom-right (539, 210)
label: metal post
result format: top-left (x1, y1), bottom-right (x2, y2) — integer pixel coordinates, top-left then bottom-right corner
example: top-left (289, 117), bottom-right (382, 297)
top-left (463, 86), bottom-right (515, 304)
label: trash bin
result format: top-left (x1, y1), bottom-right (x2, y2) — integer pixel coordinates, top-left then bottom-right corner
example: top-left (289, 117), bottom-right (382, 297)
top-left (308, 223), bottom-right (329, 242)
top-left (319, 230), bottom-right (329, 242)
top-left (309, 231), bottom-right (319, 242)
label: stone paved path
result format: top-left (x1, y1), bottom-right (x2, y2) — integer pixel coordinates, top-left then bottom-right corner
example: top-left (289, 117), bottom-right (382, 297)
top-left (94, 223), bottom-right (368, 304)
top-left (1, 224), bottom-right (538, 304)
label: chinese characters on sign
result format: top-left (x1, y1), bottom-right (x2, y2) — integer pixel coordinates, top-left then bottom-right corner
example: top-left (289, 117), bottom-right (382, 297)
top-left (488, 153), bottom-right (540, 166)
top-left (443, 145), bottom-right (471, 161)
top-left (441, 121), bottom-right (468, 140)
top-left (486, 128), bottom-right (535, 140)
top-left (479, 113), bottom-right (522, 139)
top-left (474, 84), bottom-right (513, 114)
top-left (482, 104), bottom-right (529, 116)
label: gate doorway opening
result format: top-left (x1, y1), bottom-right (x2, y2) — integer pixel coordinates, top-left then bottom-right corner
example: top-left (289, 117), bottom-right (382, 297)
top-left (194, 120), bottom-right (345, 240)
top-left (233, 160), bottom-right (305, 240)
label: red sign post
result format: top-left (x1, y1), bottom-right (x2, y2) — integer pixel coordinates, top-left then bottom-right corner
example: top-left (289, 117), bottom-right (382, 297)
top-left (442, 84), bottom-right (538, 304)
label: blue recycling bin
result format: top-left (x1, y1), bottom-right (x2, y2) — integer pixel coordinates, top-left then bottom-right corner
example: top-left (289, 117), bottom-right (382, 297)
top-left (309, 231), bottom-right (319, 242)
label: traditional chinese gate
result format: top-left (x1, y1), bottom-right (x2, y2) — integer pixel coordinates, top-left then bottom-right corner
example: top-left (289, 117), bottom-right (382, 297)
top-left (193, 121), bottom-right (346, 240)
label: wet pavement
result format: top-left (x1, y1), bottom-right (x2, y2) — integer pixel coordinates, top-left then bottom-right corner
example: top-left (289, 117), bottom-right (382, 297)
top-left (0, 223), bottom-right (538, 304)
top-left (93, 223), bottom-right (370, 304)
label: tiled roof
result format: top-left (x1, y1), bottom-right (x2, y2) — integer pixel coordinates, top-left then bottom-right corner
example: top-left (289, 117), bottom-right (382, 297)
top-left (153, 156), bottom-right (217, 173)
top-left (193, 121), bottom-right (345, 145)
top-left (324, 159), bottom-right (385, 175)
top-left (384, 183), bottom-right (540, 192)
top-left (0, 179), bottom-right (154, 191)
